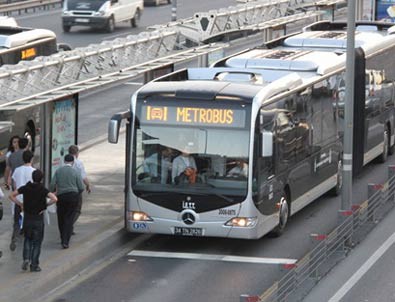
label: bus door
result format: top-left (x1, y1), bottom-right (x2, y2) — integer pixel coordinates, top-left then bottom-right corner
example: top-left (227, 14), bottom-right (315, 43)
top-left (252, 110), bottom-right (282, 216)
top-left (276, 93), bottom-right (315, 203)
top-left (365, 70), bottom-right (385, 155)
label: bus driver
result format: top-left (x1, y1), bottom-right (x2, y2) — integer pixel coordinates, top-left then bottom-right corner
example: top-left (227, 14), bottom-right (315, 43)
top-left (172, 142), bottom-right (197, 184)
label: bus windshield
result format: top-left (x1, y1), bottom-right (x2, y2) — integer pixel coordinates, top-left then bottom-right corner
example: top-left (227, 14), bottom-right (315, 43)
top-left (132, 98), bottom-right (251, 200)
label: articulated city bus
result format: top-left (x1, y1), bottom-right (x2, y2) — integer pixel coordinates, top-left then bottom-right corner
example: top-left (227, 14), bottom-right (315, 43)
top-left (0, 25), bottom-right (70, 163)
top-left (108, 21), bottom-right (395, 239)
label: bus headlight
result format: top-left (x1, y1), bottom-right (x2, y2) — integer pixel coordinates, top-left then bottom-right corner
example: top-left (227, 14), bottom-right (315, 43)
top-left (129, 211), bottom-right (153, 222)
top-left (62, 10), bottom-right (71, 16)
top-left (225, 217), bottom-right (257, 227)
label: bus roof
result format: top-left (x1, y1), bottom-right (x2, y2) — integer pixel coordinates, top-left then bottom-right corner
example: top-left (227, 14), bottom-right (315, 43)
top-left (267, 21), bottom-right (395, 54)
top-left (144, 21), bottom-right (395, 103)
top-left (0, 27), bottom-right (56, 49)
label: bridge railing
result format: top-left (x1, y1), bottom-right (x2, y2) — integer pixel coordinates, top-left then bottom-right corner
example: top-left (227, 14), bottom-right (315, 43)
top-left (0, 0), bottom-right (345, 109)
top-left (0, 0), bottom-right (60, 15)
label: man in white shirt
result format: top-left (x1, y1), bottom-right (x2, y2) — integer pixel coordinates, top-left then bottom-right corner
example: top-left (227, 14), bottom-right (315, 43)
top-left (10, 150), bottom-right (35, 251)
top-left (172, 143), bottom-right (197, 184)
top-left (68, 145), bottom-right (91, 234)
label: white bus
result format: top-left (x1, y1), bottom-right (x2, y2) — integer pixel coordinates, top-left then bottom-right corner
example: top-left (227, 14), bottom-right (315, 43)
top-left (0, 26), bottom-right (70, 163)
top-left (108, 21), bottom-right (395, 239)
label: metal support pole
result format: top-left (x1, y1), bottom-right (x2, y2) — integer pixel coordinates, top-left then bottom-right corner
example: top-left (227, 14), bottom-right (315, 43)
top-left (341, 0), bottom-right (356, 211)
top-left (41, 102), bottom-right (52, 188)
top-left (198, 53), bottom-right (209, 67)
top-left (171, 0), bottom-right (177, 21)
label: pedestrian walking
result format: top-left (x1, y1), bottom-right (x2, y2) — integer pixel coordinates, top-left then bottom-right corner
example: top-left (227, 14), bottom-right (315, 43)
top-left (68, 145), bottom-right (91, 234)
top-left (7, 137), bottom-right (29, 251)
top-left (9, 150), bottom-right (36, 251)
top-left (9, 169), bottom-right (57, 272)
top-left (3, 135), bottom-right (19, 190)
top-left (50, 154), bottom-right (84, 249)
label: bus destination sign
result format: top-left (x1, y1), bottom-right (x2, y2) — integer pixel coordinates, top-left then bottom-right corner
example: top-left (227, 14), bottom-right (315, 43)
top-left (21, 47), bottom-right (37, 60)
top-left (141, 105), bottom-right (246, 128)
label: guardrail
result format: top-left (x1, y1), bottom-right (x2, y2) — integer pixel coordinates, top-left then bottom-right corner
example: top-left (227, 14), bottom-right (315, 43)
top-left (241, 166), bottom-right (395, 302)
top-left (0, 0), bottom-right (60, 15)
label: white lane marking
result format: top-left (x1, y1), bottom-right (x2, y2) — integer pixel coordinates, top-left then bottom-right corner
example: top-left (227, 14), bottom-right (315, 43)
top-left (128, 250), bottom-right (297, 265)
top-left (329, 231), bottom-right (395, 302)
top-left (124, 82), bottom-right (144, 86)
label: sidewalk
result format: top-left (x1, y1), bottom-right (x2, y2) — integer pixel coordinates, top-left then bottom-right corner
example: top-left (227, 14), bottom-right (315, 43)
top-left (0, 135), bottom-right (128, 302)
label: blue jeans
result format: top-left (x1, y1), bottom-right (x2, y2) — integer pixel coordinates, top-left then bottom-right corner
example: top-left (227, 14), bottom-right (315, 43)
top-left (23, 217), bottom-right (44, 267)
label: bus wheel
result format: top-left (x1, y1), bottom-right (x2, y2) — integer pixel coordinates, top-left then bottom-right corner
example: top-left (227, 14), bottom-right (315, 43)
top-left (378, 129), bottom-right (389, 163)
top-left (270, 193), bottom-right (289, 237)
top-left (329, 159), bottom-right (343, 196)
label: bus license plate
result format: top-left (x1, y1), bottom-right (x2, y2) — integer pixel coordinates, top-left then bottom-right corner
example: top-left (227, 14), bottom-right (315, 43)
top-left (174, 227), bottom-right (203, 237)
top-left (76, 18), bottom-right (89, 23)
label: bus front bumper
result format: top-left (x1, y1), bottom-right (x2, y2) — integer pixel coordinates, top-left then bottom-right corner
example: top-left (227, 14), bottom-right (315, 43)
top-left (126, 217), bottom-right (270, 240)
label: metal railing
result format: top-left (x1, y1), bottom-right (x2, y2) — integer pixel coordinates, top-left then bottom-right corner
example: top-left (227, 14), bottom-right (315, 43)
top-left (0, 0), bottom-right (341, 109)
top-left (241, 165), bottom-right (395, 302)
top-left (0, 0), bottom-right (60, 15)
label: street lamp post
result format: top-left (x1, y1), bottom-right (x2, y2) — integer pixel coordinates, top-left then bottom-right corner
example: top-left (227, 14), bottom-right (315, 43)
top-left (342, 0), bottom-right (356, 211)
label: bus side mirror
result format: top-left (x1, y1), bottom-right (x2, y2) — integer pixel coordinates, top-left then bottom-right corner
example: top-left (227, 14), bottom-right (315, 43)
top-left (108, 111), bottom-right (130, 144)
top-left (261, 131), bottom-right (273, 157)
top-left (108, 119), bottom-right (120, 144)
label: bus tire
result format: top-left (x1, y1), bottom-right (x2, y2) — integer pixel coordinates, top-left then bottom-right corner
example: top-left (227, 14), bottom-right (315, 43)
top-left (329, 159), bottom-right (343, 196)
top-left (131, 8), bottom-right (140, 28)
top-left (269, 192), bottom-right (289, 237)
top-left (388, 126), bottom-right (394, 155)
top-left (378, 128), bottom-right (389, 163)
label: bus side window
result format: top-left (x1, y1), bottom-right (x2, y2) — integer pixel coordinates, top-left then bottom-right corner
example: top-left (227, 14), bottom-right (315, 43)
top-left (275, 111), bottom-right (296, 167)
top-left (259, 111), bottom-right (275, 174)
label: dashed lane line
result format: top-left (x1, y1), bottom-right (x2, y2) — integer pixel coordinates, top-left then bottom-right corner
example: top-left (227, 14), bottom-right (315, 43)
top-left (329, 231), bottom-right (395, 302)
top-left (128, 250), bottom-right (297, 265)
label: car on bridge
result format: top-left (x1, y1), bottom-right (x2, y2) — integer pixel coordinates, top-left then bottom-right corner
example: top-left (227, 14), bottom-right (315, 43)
top-left (62, 0), bottom-right (144, 33)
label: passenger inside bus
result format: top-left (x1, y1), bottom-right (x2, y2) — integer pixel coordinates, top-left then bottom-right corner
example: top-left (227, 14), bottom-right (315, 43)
top-left (172, 142), bottom-right (197, 184)
top-left (226, 159), bottom-right (248, 178)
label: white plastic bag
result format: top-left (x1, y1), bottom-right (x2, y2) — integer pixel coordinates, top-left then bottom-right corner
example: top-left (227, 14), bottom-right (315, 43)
top-left (44, 210), bottom-right (51, 225)
top-left (47, 203), bottom-right (56, 214)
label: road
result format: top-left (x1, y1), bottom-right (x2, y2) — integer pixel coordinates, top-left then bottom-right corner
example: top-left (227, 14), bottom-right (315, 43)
top-left (47, 156), bottom-right (394, 302)
top-left (6, 1), bottom-right (392, 302)
top-left (14, 0), bottom-right (238, 48)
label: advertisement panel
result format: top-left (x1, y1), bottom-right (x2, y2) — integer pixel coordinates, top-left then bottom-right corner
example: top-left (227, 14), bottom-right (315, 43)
top-left (375, 0), bottom-right (395, 21)
top-left (51, 95), bottom-right (78, 178)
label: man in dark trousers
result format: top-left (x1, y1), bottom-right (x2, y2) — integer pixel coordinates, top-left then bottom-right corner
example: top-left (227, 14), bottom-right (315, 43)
top-left (50, 154), bottom-right (84, 249)
top-left (7, 137), bottom-right (29, 252)
top-left (68, 145), bottom-right (91, 234)
top-left (9, 169), bottom-right (57, 272)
